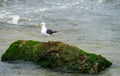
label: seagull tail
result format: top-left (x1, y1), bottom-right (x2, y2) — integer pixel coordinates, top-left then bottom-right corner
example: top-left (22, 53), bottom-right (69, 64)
top-left (54, 31), bottom-right (58, 33)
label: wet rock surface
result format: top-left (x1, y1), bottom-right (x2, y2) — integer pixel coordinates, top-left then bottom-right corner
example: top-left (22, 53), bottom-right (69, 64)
top-left (1, 40), bottom-right (112, 74)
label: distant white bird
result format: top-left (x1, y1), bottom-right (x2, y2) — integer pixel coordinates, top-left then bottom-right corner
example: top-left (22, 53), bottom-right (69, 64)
top-left (38, 22), bottom-right (58, 36)
top-left (8, 15), bottom-right (20, 24)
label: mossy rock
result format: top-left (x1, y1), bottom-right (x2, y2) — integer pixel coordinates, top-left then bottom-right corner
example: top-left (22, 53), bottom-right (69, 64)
top-left (1, 40), bottom-right (112, 74)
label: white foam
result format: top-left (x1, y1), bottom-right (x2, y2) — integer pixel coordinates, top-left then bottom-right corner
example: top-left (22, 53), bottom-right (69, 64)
top-left (44, 0), bottom-right (61, 6)
top-left (0, 11), bottom-right (10, 19)
top-left (49, 2), bottom-right (80, 11)
top-left (97, 0), bottom-right (106, 3)
top-left (0, 13), bottom-right (7, 19)
top-left (8, 15), bottom-right (20, 24)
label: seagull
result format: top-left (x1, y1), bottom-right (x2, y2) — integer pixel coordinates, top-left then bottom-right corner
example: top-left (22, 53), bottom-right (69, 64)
top-left (38, 22), bottom-right (58, 36)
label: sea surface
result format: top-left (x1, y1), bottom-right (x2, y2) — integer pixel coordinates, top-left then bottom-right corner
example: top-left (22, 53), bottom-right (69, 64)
top-left (0, 0), bottom-right (120, 76)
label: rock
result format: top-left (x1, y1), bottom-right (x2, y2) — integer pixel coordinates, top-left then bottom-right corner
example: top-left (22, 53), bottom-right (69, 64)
top-left (1, 40), bottom-right (112, 74)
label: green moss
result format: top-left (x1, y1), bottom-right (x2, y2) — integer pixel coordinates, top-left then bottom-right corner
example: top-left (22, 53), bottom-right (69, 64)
top-left (1, 40), bottom-right (42, 62)
top-left (1, 40), bottom-right (112, 74)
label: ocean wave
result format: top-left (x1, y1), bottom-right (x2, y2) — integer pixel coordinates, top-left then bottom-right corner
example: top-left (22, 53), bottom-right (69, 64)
top-left (97, 0), bottom-right (106, 3)
top-left (49, 1), bottom-right (80, 10)
top-left (0, 10), bottom-right (10, 19)
top-left (0, 0), bottom-right (120, 26)
top-left (8, 15), bottom-right (20, 24)
top-left (0, 0), bottom-right (7, 6)
top-left (24, 1), bottom-right (80, 15)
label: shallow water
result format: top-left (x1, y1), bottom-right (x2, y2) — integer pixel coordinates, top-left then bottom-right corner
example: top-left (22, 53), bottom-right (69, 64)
top-left (0, 0), bottom-right (120, 76)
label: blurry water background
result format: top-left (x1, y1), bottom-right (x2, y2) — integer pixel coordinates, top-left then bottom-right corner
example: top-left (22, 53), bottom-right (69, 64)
top-left (0, 0), bottom-right (120, 76)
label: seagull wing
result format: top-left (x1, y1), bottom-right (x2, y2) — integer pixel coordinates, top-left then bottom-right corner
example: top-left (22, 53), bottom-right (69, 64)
top-left (46, 29), bottom-right (54, 35)
top-left (46, 29), bottom-right (57, 35)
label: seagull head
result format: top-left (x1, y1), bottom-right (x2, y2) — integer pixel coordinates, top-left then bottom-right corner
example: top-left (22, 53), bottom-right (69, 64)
top-left (36, 22), bottom-right (46, 27)
top-left (40, 22), bottom-right (46, 26)
top-left (40, 22), bottom-right (45, 25)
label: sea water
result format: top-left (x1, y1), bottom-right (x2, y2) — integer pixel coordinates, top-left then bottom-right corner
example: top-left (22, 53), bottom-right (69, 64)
top-left (0, 0), bottom-right (120, 76)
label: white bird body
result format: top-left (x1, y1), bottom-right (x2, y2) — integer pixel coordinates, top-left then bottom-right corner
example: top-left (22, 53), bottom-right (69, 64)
top-left (40, 22), bottom-right (58, 36)
top-left (41, 23), bottom-right (50, 36)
